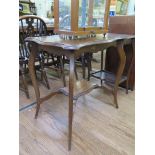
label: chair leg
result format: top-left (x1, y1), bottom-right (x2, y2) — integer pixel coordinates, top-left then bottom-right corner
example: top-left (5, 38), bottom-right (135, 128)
top-left (20, 64), bottom-right (30, 99)
top-left (74, 65), bottom-right (78, 80)
top-left (100, 80), bottom-right (103, 86)
top-left (81, 55), bottom-right (85, 79)
top-left (87, 53), bottom-right (92, 81)
top-left (40, 60), bottom-right (50, 89)
top-left (60, 57), bottom-right (66, 87)
top-left (35, 101), bottom-right (41, 119)
top-left (40, 68), bottom-right (43, 81)
top-left (43, 69), bottom-right (50, 89)
top-left (89, 54), bottom-right (92, 71)
top-left (113, 90), bottom-right (119, 108)
top-left (35, 68), bottom-right (38, 80)
top-left (20, 72), bottom-right (30, 99)
top-left (126, 79), bottom-right (129, 94)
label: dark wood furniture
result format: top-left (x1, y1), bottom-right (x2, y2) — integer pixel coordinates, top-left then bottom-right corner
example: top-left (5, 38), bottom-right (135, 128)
top-left (19, 15), bottom-right (67, 97)
top-left (105, 15), bottom-right (135, 91)
top-left (19, 15), bottom-right (51, 97)
top-left (46, 24), bottom-right (54, 35)
top-left (19, 23), bottom-right (54, 36)
top-left (26, 33), bottom-right (134, 150)
top-left (19, 66), bottom-right (30, 98)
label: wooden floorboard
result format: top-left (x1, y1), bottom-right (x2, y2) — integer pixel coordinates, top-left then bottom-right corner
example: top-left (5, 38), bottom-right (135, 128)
top-left (19, 55), bottom-right (135, 155)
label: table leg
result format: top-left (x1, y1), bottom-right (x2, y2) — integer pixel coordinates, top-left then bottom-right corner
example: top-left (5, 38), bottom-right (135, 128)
top-left (28, 43), bottom-right (41, 119)
top-left (68, 55), bottom-right (75, 151)
top-left (113, 41), bottom-right (126, 108)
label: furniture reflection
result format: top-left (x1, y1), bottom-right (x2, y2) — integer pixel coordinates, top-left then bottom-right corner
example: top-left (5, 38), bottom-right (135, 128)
top-left (26, 33), bottom-right (134, 150)
top-left (105, 15), bottom-right (135, 91)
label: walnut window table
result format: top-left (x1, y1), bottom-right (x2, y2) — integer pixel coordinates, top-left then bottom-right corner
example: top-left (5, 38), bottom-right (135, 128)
top-left (25, 33), bottom-right (134, 151)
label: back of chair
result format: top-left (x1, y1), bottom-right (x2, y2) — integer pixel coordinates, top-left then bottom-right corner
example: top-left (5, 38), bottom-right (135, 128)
top-left (19, 15), bottom-right (47, 60)
top-left (108, 15), bottom-right (135, 35)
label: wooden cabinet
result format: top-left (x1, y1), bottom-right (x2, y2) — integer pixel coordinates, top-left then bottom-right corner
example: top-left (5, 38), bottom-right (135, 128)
top-left (105, 15), bottom-right (135, 90)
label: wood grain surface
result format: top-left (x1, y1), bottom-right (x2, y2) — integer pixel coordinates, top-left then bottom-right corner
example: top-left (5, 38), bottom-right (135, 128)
top-left (20, 59), bottom-right (135, 155)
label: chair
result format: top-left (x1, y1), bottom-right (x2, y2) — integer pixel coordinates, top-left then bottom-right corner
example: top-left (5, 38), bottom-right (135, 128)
top-left (19, 15), bottom-right (66, 97)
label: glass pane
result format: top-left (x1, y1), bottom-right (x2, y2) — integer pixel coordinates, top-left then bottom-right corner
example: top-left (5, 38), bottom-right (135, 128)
top-left (59, 0), bottom-right (71, 31)
top-left (78, 0), bottom-right (106, 28)
top-left (92, 0), bottom-right (106, 27)
top-left (78, 0), bottom-right (89, 28)
top-left (116, 0), bottom-right (128, 15)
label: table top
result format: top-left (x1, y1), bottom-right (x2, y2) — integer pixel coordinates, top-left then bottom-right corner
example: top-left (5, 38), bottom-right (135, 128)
top-left (25, 33), bottom-right (134, 51)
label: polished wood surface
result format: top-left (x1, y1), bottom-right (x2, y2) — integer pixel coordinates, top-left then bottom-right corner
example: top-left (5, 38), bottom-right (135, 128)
top-left (26, 33), bottom-right (134, 51)
top-left (19, 69), bottom-right (135, 154)
top-left (26, 33), bottom-right (134, 150)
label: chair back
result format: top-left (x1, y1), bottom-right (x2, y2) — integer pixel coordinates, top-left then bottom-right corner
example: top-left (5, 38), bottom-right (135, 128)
top-left (19, 15), bottom-right (47, 59)
top-left (108, 15), bottom-right (135, 35)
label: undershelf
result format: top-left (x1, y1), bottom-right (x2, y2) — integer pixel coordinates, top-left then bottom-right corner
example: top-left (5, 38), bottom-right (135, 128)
top-left (59, 80), bottom-right (99, 100)
top-left (40, 80), bottom-right (99, 103)
top-left (90, 70), bottom-right (127, 84)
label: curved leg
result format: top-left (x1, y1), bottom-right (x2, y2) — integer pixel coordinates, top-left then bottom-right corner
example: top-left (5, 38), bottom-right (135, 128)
top-left (40, 58), bottom-right (50, 89)
top-left (126, 79), bottom-right (129, 94)
top-left (113, 91), bottom-right (118, 108)
top-left (20, 67), bottom-right (30, 99)
top-left (126, 38), bottom-right (135, 92)
top-left (68, 54), bottom-right (75, 151)
top-left (74, 63), bottom-right (78, 80)
top-left (40, 60), bottom-right (44, 81)
top-left (87, 53), bottom-right (92, 81)
top-left (113, 41), bottom-right (126, 108)
top-left (81, 54), bottom-right (86, 79)
top-left (28, 43), bottom-right (41, 119)
top-left (60, 56), bottom-right (66, 87)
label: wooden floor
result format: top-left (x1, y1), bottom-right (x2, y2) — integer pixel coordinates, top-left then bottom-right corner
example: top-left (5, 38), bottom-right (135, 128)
top-left (19, 54), bottom-right (135, 155)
